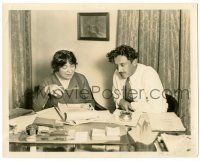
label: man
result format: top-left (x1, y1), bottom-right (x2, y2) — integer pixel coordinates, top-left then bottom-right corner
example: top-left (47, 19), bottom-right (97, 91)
top-left (107, 45), bottom-right (168, 113)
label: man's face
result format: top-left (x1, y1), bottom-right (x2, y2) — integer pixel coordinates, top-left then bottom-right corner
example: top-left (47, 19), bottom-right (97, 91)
top-left (57, 61), bottom-right (76, 80)
top-left (114, 55), bottom-right (136, 79)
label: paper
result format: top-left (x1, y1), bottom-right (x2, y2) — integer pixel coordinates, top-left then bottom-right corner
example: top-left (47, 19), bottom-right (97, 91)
top-left (161, 134), bottom-right (191, 152)
top-left (67, 129), bottom-right (75, 140)
top-left (92, 128), bottom-right (120, 141)
top-left (106, 127), bottom-right (120, 136)
top-left (36, 107), bottom-right (61, 120)
top-left (106, 127), bottom-right (120, 141)
top-left (9, 114), bottom-right (37, 133)
top-left (147, 112), bottom-right (186, 132)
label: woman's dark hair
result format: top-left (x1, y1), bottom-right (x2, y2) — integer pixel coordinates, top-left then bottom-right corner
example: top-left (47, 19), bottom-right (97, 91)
top-left (51, 50), bottom-right (78, 73)
top-left (106, 45), bottom-right (138, 63)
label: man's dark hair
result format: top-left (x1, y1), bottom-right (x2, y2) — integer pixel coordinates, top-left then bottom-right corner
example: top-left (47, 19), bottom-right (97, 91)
top-left (106, 45), bottom-right (138, 63)
top-left (51, 50), bottom-right (78, 73)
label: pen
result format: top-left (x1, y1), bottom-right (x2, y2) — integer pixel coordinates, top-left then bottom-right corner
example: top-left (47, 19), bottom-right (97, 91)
top-left (53, 106), bottom-right (65, 121)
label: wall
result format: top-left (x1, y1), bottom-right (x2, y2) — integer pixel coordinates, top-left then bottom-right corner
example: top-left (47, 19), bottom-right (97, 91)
top-left (31, 10), bottom-right (117, 109)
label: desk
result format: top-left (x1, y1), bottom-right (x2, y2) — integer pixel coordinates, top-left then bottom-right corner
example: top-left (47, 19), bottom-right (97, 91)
top-left (9, 122), bottom-right (133, 152)
top-left (9, 109), bottom-right (186, 152)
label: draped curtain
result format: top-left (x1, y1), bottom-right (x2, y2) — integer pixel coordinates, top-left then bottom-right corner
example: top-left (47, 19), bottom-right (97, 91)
top-left (117, 10), bottom-right (190, 134)
top-left (10, 10), bottom-right (32, 110)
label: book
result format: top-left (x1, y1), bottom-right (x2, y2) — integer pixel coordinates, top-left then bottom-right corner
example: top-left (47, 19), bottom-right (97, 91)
top-left (54, 105), bottom-right (99, 123)
top-left (33, 117), bottom-right (55, 128)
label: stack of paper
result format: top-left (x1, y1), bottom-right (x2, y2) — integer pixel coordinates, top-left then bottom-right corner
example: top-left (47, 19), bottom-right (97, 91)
top-left (161, 133), bottom-right (191, 152)
top-left (92, 127), bottom-right (121, 141)
top-left (106, 127), bottom-right (120, 141)
top-left (92, 128), bottom-right (106, 141)
top-left (148, 112), bottom-right (186, 132)
top-left (75, 132), bottom-right (89, 142)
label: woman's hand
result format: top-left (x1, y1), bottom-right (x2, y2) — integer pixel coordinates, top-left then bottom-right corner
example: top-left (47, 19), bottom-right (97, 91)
top-left (44, 84), bottom-right (65, 98)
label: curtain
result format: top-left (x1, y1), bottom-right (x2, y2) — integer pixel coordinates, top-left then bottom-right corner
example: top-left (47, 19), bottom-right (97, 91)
top-left (10, 10), bottom-right (32, 110)
top-left (117, 10), bottom-right (190, 134)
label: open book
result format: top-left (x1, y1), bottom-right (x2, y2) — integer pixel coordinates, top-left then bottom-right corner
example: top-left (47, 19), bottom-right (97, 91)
top-left (53, 103), bottom-right (99, 125)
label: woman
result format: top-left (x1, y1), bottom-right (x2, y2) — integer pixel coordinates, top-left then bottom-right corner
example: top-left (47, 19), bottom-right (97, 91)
top-left (33, 50), bottom-right (96, 112)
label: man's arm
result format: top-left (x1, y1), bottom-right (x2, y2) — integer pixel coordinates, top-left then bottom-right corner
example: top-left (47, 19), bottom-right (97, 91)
top-left (131, 67), bottom-right (168, 113)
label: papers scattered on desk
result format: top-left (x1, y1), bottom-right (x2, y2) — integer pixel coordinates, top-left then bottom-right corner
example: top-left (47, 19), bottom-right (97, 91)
top-left (161, 133), bottom-right (191, 152)
top-left (148, 112), bottom-right (186, 132)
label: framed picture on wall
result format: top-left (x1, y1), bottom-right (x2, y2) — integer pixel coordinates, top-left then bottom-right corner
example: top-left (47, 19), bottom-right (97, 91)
top-left (78, 12), bottom-right (109, 41)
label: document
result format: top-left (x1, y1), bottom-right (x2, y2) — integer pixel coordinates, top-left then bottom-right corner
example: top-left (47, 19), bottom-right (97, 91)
top-left (147, 112), bottom-right (186, 132)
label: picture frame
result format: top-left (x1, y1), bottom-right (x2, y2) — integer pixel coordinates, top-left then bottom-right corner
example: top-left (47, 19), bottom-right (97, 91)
top-left (78, 12), bottom-right (109, 41)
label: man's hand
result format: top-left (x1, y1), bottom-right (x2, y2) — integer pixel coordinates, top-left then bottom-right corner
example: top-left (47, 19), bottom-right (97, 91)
top-left (44, 84), bottom-right (65, 98)
top-left (119, 99), bottom-right (132, 111)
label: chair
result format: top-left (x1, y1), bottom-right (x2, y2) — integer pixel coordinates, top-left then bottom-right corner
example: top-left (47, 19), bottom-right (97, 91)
top-left (166, 94), bottom-right (179, 116)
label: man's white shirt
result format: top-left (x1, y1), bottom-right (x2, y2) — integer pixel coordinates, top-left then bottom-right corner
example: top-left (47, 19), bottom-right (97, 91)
top-left (112, 63), bottom-right (168, 113)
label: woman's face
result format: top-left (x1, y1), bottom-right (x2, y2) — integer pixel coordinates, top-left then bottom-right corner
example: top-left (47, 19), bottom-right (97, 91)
top-left (57, 61), bottom-right (76, 80)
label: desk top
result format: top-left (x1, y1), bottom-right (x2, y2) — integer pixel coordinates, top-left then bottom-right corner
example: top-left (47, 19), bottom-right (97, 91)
top-left (10, 122), bottom-right (131, 145)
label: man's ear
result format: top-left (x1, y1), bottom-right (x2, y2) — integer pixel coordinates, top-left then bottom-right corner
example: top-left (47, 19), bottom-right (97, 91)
top-left (132, 59), bottom-right (138, 66)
